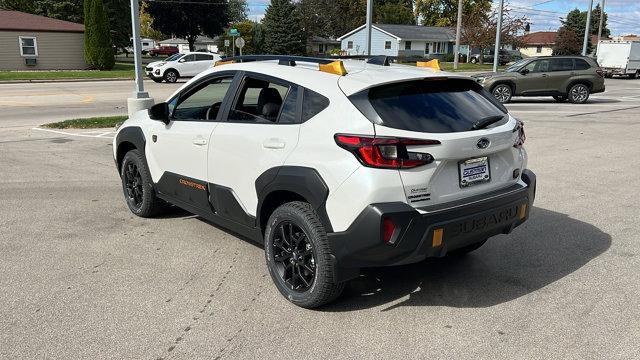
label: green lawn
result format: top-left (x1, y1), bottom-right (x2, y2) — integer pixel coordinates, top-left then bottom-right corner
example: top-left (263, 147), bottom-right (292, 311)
top-left (439, 62), bottom-right (506, 72)
top-left (43, 116), bottom-right (128, 129)
top-left (0, 63), bottom-right (135, 81)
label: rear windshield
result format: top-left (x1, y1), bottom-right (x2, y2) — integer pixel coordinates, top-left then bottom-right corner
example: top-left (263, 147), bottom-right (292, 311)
top-left (359, 78), bottom-right (507, 133)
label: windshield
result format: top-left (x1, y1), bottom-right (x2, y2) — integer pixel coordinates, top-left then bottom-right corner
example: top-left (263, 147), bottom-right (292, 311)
top-left (505, 59), bottom-right (529, 72)
top-left (165, 53), bottom-right (183, 62)
top-left (358, 78), bottom-right (508, 133)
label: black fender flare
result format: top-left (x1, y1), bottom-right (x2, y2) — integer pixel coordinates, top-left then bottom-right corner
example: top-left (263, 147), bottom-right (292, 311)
top-left (255, 166), bottom-right (333, 232)
top-left (115, 126), bottom-right (145, 171)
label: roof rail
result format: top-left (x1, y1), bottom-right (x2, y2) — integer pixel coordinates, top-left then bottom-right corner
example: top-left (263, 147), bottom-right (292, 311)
top-left (220, 55), bottom-right (335, 65)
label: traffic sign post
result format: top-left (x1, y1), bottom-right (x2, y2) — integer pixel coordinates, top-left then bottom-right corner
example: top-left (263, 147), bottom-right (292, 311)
top-left (235, 37), bottom-right (245, 56)
top-left (229, 28), bottom-right (240, 56)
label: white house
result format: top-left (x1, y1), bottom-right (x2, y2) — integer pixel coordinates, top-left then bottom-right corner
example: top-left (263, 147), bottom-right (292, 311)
top-left (158, 36), bottom-right (219, 53)
top-left (338, 24), bottom-right (456, 59)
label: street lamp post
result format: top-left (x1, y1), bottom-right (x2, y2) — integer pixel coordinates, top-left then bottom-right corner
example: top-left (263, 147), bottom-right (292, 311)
top-left (365, 0), bottom-right (373, 56)
top-left (493, 0), bottom-right (504, 72)
top-left (596, 0), bottom-right (606, 53)
top-left (582, 0), bottom-right (594, 56)
top-left (127, 0), bottom-right (154, 117)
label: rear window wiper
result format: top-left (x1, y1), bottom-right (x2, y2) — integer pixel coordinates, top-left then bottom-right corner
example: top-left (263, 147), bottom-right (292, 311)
top-left (470, 115), bottom-right (506, 130)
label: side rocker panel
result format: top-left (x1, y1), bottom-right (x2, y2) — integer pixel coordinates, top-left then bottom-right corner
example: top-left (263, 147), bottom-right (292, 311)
top-left (256, 166), bottom-right (333, 232)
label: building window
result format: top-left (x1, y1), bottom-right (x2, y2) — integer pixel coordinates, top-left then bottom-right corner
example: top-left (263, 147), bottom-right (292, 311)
top-left (19, 36), bottom-right (37, 56)
top-left (384, 41), bottom-right (391, 50)
top-left (536, 45), bottom-right (542, 53)
top-left (432, 41), bottom-right (447, 54)
top-left (405, 41), bottom-right (412, 50)
top-left (347, 41), bottom-right (353, 49)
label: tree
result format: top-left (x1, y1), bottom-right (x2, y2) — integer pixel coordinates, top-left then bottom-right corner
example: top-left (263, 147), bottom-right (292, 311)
top-left (562, 5), bottom-right (610, 53)
top-left (375, 2), bottom-right (415, 25)
top-left (218, 21), bottom-right (257, 55)
top-left (0, 0), bottom-right (36, 12)
top-left (263, 0), bottom-right (306, 55)
top-left (84, 0), bottom-right (114, 70)
top-left (140, 1), bottom-right (165, 41)
top-left (553, 27), bottom-right (582, 55)
top-left (461, 7), bottom-right (527, 64)
top-left (103, 0), bottom-right (131, 52)
top-left (228, 0), bottom-right (248, 23)
top-left (418, 0), bottom-right (491, 27)
top-left (252, 22), bottom-right (266, 54)
top-left (297, 0), bottom-right (366, 39)
top-left (147, 0), bottom-right (229, 52)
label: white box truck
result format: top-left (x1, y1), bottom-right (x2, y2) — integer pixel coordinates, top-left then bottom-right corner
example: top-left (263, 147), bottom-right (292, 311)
top-left (596, 40), bottom-right (640, 78)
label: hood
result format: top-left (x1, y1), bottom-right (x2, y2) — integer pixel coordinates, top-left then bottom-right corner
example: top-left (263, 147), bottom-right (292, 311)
top-left (147, 60), bottom-right (166, 68)
top-left (472, 71), bottom-right (503, 78)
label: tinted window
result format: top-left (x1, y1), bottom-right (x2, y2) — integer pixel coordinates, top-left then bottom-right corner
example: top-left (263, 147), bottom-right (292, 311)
top-left (229, 76), bottom-right (290, 123)
top-left (524, 59), bottom-right (550, 73)
top-left (574, 59), bottom-right (591, 70)
top-left (278, 86), bottom-right (299, 124)
top-left (182, 54), bottom-right (196, 62)
top-left (364, 79), bottom-right (507, 133)
top-left (551, 58), bottom-right (574, 71)
top-left (195, 54), bottom-right (213, 61)
top-left (172, 77), bottom-right (233, 121)
top-left (301, 89), bottom-right (330, 122)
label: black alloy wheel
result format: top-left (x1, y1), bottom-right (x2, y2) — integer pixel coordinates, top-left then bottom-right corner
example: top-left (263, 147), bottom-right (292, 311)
top-left (271, 221), bottom-right (316, 292)
top-left (123, 161), bottom-right (144, 211)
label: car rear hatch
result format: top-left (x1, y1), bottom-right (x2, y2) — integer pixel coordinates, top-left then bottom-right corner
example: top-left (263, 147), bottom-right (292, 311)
top-left (346, 77), bottom-right (526, 209)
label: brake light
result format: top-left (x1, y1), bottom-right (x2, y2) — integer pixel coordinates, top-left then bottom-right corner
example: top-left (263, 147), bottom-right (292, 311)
top-left (513, 120), bottom-right (526, 148)
top-left (335, 134), bottom-right (439, 169)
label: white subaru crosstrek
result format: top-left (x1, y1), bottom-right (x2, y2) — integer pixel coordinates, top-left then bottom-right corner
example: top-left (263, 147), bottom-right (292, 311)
top-left (114, 55), bottom-right (536, 308)
top-left (145, 52), bottom-right (222, 83)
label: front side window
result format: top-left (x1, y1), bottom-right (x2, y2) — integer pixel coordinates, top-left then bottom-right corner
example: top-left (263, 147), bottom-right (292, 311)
top-left (181, 54), bottom-right (196, 62)
top-left (172, 77), bottom-right (234, 121)
top-left (384, 41), bottom-right (391, 50)
top-left (19, 36), bottom-right (37, 56)
top-left (229, 76), bottom-right (294, 123)
top-left (524, 59), bottom-right (550, 73)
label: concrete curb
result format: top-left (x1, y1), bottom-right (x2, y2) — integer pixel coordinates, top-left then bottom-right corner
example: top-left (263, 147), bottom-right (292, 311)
top-left (0, 77), bottom-right (134, 84)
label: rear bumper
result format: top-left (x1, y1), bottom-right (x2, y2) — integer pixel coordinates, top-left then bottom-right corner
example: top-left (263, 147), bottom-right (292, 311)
top-left (327, 169), bottom-right (536, 280)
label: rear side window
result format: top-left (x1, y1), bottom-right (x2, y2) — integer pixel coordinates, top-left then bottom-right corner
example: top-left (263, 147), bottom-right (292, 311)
top-left (301, 89), bottom-right (329, 122)
top-left (574, 59), bottom-right (591, 70)
top-left (195, 54), bottom-right (213, 61)
top-left (551, 58), bottom-right (574, 71)
top-left (362, 79), bottom-right (507, 133)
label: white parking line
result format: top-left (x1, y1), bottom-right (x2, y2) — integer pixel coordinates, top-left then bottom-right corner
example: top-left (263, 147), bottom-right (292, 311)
top-left (32, 127), bottom-right (115, 139)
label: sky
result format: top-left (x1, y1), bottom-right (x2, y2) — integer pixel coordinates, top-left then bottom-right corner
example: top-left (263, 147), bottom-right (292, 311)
top-left (245, 0), bottom-right (639, 36)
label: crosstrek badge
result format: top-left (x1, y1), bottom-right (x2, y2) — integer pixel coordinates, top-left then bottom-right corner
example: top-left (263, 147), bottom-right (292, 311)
top-left (405, 186), bottom-right (431, 203)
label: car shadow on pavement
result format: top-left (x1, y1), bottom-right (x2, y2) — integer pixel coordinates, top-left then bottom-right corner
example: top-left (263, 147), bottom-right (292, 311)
top-left (508, 98), bottom-right (620, 104)
top-left (324, 207), bottom-right (611, 312)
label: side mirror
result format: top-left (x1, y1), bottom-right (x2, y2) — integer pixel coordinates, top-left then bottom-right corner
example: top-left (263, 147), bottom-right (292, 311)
top-left (148, 102), bottom-right (170, 125)
top-left (520, 68), bottom-right (530, 75)
top-left (179, 58), bottom-right (186, 63)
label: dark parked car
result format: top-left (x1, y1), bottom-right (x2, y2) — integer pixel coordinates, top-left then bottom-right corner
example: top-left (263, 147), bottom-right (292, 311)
top-left (470, 49), bottom-right (511, 65)
top-left (472, 56), bottom-right (606, 103)
top-left (148, 46), bottom-right (179, 57)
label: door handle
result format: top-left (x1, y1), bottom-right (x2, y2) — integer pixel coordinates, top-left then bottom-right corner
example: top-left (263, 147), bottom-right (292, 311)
top-left (263, 138), bottom-right (286, 149)
top-left (192, 138), bottom-right (207, 146)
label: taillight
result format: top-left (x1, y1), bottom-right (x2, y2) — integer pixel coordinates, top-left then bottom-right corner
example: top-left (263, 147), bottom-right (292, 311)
top-left (596, 68), bottom-right (604, 77)
top-left (513, 120), bottom-right (526, 148)
top-left (335, 134), bottom-right (439, 169)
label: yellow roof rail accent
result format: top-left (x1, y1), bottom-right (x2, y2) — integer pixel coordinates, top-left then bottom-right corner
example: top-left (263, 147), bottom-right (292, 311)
top-left (417, 59), bottom-right (440, 71)
top-left (319, 60), bottom-right (347, 76)
top-left (214, 60), bottom-right (235, 67)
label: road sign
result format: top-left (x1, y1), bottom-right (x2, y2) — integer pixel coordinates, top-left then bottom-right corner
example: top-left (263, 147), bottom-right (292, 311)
top-left (235, 37), bottom-right (245, 49)
top-left (229, 28), bottom-right (239, 36)
top-left (224, 39), bottom-right (230, 47)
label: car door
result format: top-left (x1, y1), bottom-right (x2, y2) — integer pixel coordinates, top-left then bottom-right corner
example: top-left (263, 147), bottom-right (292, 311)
top-left (518, 59), bottom-right (550, 94)
top-left (548, 58), bottom-right (575, 92)
top-left (208, 73), bottom-right (302, 221)
top-left (194, 54), bottom-right (215, 74)
top-left (147, 72), bottom-right (239, 210)
top-left (177, 54), bottom-right (198, 76)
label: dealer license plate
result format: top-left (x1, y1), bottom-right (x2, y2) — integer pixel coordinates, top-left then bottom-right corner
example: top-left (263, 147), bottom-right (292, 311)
top-left (459, 156), bottom-right (490, 187)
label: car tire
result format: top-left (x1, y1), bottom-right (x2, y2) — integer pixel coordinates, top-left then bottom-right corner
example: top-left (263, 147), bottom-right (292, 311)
top-left (120, 149), bottom-right (165, 218)
top-left (568, 83), bottom-right (590, 104)
top-left (553, 95), bottom-right (568, 102)
top-left (470, 57), bottom-right (478, 64)
top-left (164, 69), bottom-right (179, 83)
top-left (264, 201), bottom-right (345, 308)
top-left (630, 71), bottom-right (639, 79)
top-left (491, 83), bottom-right (513, 103)
top-left (447, 239), bottom-right (488, 256)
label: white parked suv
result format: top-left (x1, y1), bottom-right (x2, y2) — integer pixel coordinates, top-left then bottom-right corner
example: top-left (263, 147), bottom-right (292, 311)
top-left (145, 52), bottom-right (222, 83)
top-left (114, 55), bottom-right (536, 308)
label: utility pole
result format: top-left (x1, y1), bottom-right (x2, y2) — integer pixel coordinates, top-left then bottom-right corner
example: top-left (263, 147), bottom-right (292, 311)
top-left (582, 0), bottom-right (594, 56)
top-left (493, 0), bottom-right (504, 72)
top-left (596, 0), bottom-right (606, 52)
top-left (127, 0), bottom-right (154, 117)
top-left (453, 0), bottom-right (463, 70)
top-left (365, 0), bottom-right (373, 56)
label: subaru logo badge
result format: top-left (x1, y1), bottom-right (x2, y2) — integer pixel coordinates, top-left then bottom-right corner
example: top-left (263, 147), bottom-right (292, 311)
top-left (477, 138), bottom-right (490, 149)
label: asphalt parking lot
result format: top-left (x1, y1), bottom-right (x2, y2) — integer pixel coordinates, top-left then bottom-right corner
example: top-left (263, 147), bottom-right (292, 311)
top-left (1, 78), bottom-right (639, 359)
